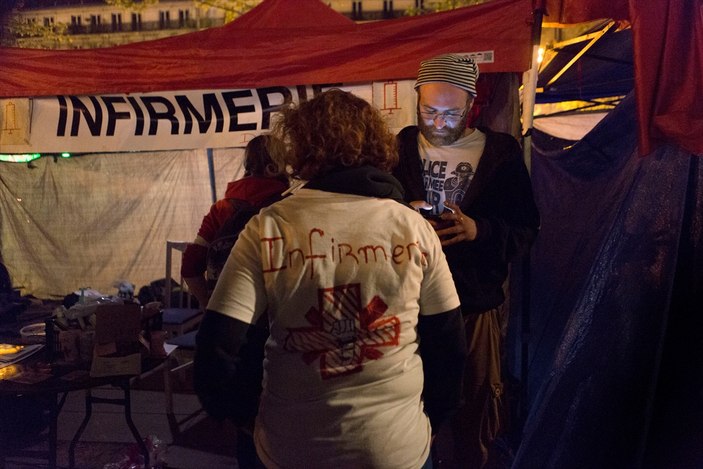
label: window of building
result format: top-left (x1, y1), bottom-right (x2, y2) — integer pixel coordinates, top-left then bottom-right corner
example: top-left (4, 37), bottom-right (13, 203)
top-left (383, 1), bottom-right (394, 17)
top-left (178, 9), bottom-right (189, 27)
top-left (352, 1), bottom-right (363, 19)
top-left (111, 13), bottom-right (122, 32)
top-left (159, 11), bottom-right (171, 29)
top-left (89, 14), bottom-right (101, 33)
top-left (416, 0), bottom-right (424, 9)
top-left (131, 12), bottom-right (142, 31)
top-left (43, 17), bottom-right (54, 27)
top-left (69, 15), bottom-right (83, 34)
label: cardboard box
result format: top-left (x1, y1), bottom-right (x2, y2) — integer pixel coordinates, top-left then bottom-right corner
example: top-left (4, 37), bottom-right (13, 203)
top-left (90, 352), bottom-right (141, 378)
top-left (89, 303), bottom-right (143, 377)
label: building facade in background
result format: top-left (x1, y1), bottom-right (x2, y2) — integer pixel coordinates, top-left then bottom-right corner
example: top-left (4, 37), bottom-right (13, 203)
top-left (6, 0), bottom-right (434, 49)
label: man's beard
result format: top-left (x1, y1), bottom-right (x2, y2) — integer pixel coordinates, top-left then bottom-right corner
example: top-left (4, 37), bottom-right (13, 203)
top-left (417, 113), bottom-right (469, 146)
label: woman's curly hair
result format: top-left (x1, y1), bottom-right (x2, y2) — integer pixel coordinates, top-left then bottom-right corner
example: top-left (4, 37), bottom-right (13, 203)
top-left (269, 89), bottom-right (398, 181)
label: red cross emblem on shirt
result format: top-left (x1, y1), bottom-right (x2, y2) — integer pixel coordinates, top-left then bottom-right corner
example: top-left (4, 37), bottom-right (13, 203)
top-left (284, 283), bottom-right (400, 379)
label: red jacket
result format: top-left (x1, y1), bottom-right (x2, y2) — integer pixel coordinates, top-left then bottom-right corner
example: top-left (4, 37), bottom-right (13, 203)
top-left (181, 177), bottom-right (288, 278)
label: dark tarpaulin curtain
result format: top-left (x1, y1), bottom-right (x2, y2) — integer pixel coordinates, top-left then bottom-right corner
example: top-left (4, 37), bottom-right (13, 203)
top-left (508, 92), bottom-right (703, 468)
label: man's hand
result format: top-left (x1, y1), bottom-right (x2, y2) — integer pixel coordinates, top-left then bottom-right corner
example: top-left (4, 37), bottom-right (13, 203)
top-left (435, 201), bottom-right (477, 246)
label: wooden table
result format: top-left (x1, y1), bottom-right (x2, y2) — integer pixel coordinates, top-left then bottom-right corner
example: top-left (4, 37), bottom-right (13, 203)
top-left (0, 345), bottom-right (163, 468)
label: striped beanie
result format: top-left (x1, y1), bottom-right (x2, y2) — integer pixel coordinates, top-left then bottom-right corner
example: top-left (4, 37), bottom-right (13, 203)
top-left (414, 53), bottom-right (479, 97)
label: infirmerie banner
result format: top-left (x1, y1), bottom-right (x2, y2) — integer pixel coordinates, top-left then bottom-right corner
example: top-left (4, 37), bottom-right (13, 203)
top-left (0, 82), bottom-right (416, 154)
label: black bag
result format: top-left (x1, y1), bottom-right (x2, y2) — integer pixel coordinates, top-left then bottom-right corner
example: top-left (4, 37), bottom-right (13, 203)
top-left (198, 194), bottom-right (280, 427)
top-left (206, 195), bottom-right (280, 291)
top-left (198, 312), bottom-right (270, 427)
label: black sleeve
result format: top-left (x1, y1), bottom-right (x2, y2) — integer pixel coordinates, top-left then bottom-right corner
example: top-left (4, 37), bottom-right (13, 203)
top-left (418, 307), bottom-right (467, 434)
top-left (470, 133), bottom-right (540, 264)
top-left (393, 127), bottom-right (427, 203)
top-left (194, 309), bottom-right (268, 426)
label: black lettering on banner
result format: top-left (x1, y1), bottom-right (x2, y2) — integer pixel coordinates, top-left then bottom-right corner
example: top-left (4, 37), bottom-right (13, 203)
top-left (102, 96), bottom-right (130, 136)
top-left (257, 87), bottom-right (293, 129)
top-left (222, 90), bottom-right (257, 132)
top-left (127, 97), bottom-right (145, 136)
top-left (141, 96), bottom-right (179, 135)
top-left (52, 84), bottom-right (351, 141)
top-left (56, 96), bottom-right (68, 137)
top-left (175, 93), bottom-right (224, 134)
top-left (296, 85), bottom-right (308, 102)
top-left (69, 96), bottom-right (103, 137)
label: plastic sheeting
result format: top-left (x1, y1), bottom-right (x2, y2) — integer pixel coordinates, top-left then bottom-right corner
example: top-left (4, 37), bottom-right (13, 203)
top-left (0, 148), bottom-right (246, 298)
top-left (536, 25), bottom-right (633, 104)
top-left (532, 111), bottom-right (608, 141)
top-left (508, 93), bottom-right (703, 467)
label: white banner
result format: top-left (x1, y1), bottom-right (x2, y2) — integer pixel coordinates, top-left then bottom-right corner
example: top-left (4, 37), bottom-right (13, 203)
top-left (0, 81), bottom-right (417, 154)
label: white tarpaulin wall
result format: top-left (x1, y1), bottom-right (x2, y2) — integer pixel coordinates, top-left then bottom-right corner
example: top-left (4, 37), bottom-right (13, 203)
top-left (0, 81), bottom-right (416, 298)
top-left (1, 147), bottom-right (244, 298)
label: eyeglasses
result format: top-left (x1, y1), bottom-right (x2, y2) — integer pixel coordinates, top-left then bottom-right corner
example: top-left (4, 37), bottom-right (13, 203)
top-left (419, 108), bottom-right (467, 123)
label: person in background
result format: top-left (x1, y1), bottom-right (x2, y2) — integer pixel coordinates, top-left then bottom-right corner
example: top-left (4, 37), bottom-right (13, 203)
top-left (181, 134), bottom-right (287, 468)
top-left (195, 89), bottom-right (467, 468)
top-left (181, 134), bottom-right (289, 309)
top-left (393, 54), bottom-right (540, 468)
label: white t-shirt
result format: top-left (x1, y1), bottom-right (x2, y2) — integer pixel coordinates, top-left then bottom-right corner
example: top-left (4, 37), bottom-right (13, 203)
top-left (418, 128), bottom-right (486, 215)
top-left (209, 188), bottom-right (460, 469)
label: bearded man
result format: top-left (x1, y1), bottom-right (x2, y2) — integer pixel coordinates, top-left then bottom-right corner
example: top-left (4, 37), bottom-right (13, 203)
top-left (393, 53), bottom-right (540, 469)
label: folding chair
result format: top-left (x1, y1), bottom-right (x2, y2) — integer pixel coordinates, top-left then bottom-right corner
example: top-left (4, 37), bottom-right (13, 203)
top-left (162, 241), bottom-right (203, 338)
top-left (162, 330), bottom-right (204, 441)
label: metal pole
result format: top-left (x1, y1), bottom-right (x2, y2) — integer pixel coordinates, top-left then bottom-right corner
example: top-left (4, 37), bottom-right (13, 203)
top-left (207, 147), bottom-right (216, 203)
top-left (521, 7), bottom-right (544, 174)
top-left (519, 3), bottom-right (544, 431)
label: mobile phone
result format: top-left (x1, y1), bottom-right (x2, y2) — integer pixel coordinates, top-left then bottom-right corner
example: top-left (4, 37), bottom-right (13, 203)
top-left (420, 206), bottom-right (454, 218)
top-left (420, 209), bottom-right (442, 222)
top-left (420, 207), bottom-right (454, 229)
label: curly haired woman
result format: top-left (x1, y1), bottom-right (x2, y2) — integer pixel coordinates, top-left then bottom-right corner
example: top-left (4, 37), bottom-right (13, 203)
top-left (195, 89), bottom-right (467, 469)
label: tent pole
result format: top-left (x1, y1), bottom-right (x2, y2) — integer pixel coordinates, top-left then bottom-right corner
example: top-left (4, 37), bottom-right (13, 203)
top-left (207, 148), bottom-right (216, 204)
top-left (521, 7), bottom-right (544, 173)
top-left (517, 2), bottom-right (544, 433)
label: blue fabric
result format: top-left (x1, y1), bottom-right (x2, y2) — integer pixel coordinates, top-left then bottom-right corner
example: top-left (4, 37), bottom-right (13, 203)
top-left (508, 92), bottom-right (703, 467)
top-left (162, 307), bottom-right (201, 325)
top-left (165, 330), bottom-right (197, 348)
top-left (420, 452), bottom-right (434, 469)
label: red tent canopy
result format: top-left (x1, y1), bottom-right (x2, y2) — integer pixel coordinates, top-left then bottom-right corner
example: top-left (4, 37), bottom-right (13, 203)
top-left (0, 0), bottom-right (533, 98)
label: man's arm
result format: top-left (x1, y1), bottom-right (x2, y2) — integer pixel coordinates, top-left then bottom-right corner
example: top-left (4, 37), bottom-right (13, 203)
top-left (418, 306), bottom-right (467, 434)
top-left (181, 240), bottom-right (210, 308)
top-left (183, 275), bottom-right (209, 310)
